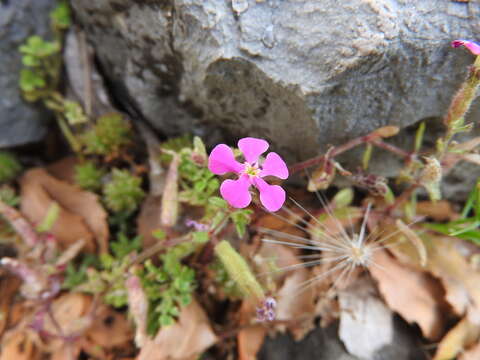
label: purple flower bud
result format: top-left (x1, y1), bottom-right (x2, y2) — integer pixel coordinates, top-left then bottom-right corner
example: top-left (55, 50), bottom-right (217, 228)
top-left (256, 297), bottom-right (277, 322)
top-left (185, 219), bottom-right (209, 232)
top-left (264, 296), bottom-right (276, 310)
top-left (452, 40), bottom-right (480, 56)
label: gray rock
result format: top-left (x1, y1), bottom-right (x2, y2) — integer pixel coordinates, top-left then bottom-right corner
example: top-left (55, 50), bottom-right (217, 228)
top-left (258, 318), bottom-right (425, 360)
top-left (71, 0), bottom-right (480, 196)
top-left (0, 0), bottom-right (56, 148)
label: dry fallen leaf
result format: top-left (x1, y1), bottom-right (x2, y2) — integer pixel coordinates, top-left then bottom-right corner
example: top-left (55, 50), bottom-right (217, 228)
top-left (138, 299), bottom-right (217, 360)
top-left (137, 195), bottom-right (163, 249)
top-left (416, 200), bottom-right (458, 222)
top-left (396, 219), bottom-right (427, 267)
top-left (275, 266), bottom-right (315, 340)
top-left (0, 332), bottom-right (40, 360)
top-left (433, 317), bottom-right (480, 360)
top-left (46, 156), bottom-right (78, 184)
top-left (20, 168), bottom-right (109, 253)
top-left (425, 237), bottom-right (480, 322)
top-left (85, 304), bottom-right (133, 350)
top-left (44, 293), bottom-right (92, 345)
top-left (390, 234), bottom-right (480, 320)
top-left (369, 250), bottom-right (447, 340)
top-left (237, 300), bottom-right (267, 360)
top-left (238, 324), bottom-right (268, 360)
top-left (0, 275), bottom-right (21, 336)
top-left (460, 340), bottom-right (480, 360)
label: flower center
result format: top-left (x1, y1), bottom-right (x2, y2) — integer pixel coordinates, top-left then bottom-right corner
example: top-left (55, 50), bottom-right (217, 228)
top-left (244, 163), bottom-right (260, 177)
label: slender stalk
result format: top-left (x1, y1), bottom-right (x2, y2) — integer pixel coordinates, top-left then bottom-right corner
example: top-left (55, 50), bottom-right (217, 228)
top-left (56, 115), bottom-right (82, 153)
top-left (290, 133), bottom-right (411, 174)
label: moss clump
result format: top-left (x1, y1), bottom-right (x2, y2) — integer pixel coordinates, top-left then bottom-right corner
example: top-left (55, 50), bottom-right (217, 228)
top-left (74, 162), bottom-right (105, 192)
top-left (103, 169), bottom-right (145, 214)
top-left (82, 113), bottom-right (132, 157)
top-left (0, 152), bottom-right (22, 183)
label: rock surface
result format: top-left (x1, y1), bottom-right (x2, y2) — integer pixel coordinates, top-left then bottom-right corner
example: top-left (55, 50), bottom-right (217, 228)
top-left (258, 318), bottom-right (425, 360)
top-left (71, 0), bottom-right (480, 197)
top-left (0, 0), bottom-right (55, 148)
top-left (72, 0), bottom-right (479, 154)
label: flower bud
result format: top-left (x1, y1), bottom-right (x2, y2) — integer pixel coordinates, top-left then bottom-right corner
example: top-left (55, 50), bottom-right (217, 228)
top-left (420, 157), bottom-right (442, 201)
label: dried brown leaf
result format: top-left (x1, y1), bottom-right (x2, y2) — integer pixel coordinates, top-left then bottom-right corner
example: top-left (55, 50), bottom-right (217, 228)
top-left (46, 156), bottom-right (78, 184)
top-left (425, 237), bottom-right (480, 320)
top-left (275, 267), bottom-right (315, 340)
top-left (433, 317), bottom-right (480, 360)
top-left (416, 200), bottom-right (457, 222)
top-left (238, 325), bottom-right (267, 360)
top-left (84, 304), bottom-right (132, 350)
top-left (237, 300), bottom-right (267, 360)
top-left (372, 126), bottom-right (400, 138)
top-left (0, 332), bottom-right (40, 360)
top-left (161, 152), bottom-right (179, 228)
top-left (396, 219), bottom-right (427, 267)
top-left (460, 340), bottom-right (480, 360)
top-left (45, 293), bottom-right (92, 338)
top-left (20, 168), bottom-right (109, 253)
top-left (137, 195), bottom-right (163, 249)
top-left (0, 276), bottom-right (21, 336)
top-left (138, 299), bottom-right (217, 360)
top-left (369, 250), bottom-right (447, 340)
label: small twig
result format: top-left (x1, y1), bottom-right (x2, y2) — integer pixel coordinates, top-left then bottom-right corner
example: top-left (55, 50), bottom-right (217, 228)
top-left (369, 139), bottom-right (412, 159)
top-left (289, 132), bottom-right (412, 175)
top-left (78, 30), bottom-right (93, 117)
top-left (0, 199), bottom-right (40, 246)
top-left (385, 183), bottom-right (419, 216)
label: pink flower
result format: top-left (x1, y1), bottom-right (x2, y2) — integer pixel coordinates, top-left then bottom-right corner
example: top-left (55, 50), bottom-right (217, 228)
top-left (451, 40), bottom-right (480, 55)
top-left (208, 137), bottom-right (288, 212)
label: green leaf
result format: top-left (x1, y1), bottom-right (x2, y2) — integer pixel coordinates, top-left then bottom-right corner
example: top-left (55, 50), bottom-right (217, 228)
top-left (64, 100), bottom-right (88, 125)
top-left (152, 229), bottom-right (166, 240)
top-left (208, 196), bottom-right (228, 209)
top-left (20, 69), bottom-right (45, 92)
top-left (36, 202), bottom-right (60, 233)
top-left (230, 209), bottom-right (253, 238)
top-left (414, 121), bottom-right (426, 152)
top-left (50, 1), bottom-right (71, 30)
top-left (110, 233), bottom-right (142, 259)
top-left (192, 231), bottom-right (209, 244)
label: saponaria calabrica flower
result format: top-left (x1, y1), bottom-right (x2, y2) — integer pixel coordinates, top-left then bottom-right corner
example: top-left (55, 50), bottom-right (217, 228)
top-left (208, 137), bottom-right (288, 212)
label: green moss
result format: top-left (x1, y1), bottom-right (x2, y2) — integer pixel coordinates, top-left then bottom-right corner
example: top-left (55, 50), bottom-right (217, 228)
top-left (103, 169), bottom-right (145, 214)
top-left (74, 161), bottom-right (105, 192)
top-left (0, 152), bottom-right (22, 183)
top-left (82, 113), bottom-right (132, 157)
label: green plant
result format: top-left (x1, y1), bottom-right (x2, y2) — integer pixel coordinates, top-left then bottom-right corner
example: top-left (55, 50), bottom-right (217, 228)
top-left (426, 179), bottom-right (480, 245)
top-left (0, 152), bottom-right (22, 183)
top-left (50, 1), bottom-right (71, 30)
top-left (72, 233), bottom-right (142, 307)
top-left (210, 259), bottom-right (243, 299)
top-left (74, 161), bottom-right (105, 192)
top-left (103, 169), bottom-right (145, 214)
top-left (0, 186), bottom-right (20, 207)
top-left (82, 113), bottom-right (132, 158)
top-left (140, 253), bottom-right (196, 334)
top-left (62, 254), bottom-right (100, 290)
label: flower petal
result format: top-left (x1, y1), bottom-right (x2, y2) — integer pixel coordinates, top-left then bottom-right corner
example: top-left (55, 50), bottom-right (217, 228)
top-left (260, 152), bottom-right (289, 179)
top-left (208, 144), bottom-right (244, 175)
top-left (452, 40), bottom-right (480, 56)
top-left (220, 175), bottom-right (252, 208)
top-left (254, 177), bottom-right (285, 212)
top-left (238, 137), bottom-right (269, 164)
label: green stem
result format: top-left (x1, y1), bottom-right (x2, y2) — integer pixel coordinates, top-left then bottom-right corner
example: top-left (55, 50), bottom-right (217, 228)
top-left (439, 55), bottom-right (480, 157)
top-left (57, 115), bottom-right (81, 153)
